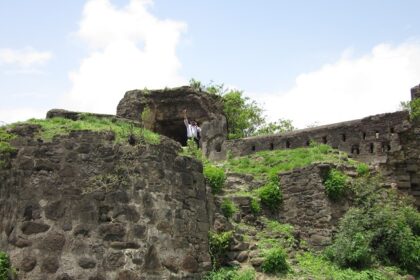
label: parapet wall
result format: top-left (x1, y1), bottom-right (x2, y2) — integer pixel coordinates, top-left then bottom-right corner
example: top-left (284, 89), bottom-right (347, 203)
top-left (216, 111), bottom-right (410, 165)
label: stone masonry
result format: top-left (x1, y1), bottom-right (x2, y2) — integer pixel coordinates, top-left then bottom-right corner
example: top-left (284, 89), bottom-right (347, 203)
top-left (116, 86), bottom-right (227, 159)
top-left (279, 164), bottom-right (351, 249)
top-left (0, 124), bottom-right (211, 280)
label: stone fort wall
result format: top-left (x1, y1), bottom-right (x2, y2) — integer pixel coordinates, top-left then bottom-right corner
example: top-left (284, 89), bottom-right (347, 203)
top-left (215, 110), bottom-right (410, 164)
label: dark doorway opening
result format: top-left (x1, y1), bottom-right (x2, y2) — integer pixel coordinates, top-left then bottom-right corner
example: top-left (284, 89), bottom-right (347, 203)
top-left (155, 120), bottom-right (189, 146)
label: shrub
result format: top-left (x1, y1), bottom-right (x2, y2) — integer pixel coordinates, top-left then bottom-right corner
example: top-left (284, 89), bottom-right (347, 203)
top-left (257, 182), bottom-right (282, 211)
top-left (324, 169), bottom-right (348, 201)
top-left (221, 198), bottom-right (237, 219)
top-left (250, 197), bottom-right (261, 215)
top-left (208, 231), bottom-right (233, 268)
top-left (0, 251), bottom-right (11, 280)
top-left (410, 98), bottom-right (420, 121)
top-left (204, 164), bottom-right (226, 194)
top-left (261, 246), bottom-right (289, 274)
top-left (356, 163), bottom-right (370, 176)
top-left (327, 176), bottom-right (420, 273)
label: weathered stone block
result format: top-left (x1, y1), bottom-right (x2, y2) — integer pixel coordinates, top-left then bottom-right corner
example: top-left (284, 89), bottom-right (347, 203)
top-left (21, 221), bottom-right (50, 235)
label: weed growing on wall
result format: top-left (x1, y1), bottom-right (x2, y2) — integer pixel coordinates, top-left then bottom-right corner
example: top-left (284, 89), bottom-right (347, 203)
top-left (0, 128), bottom-right (16, 168)
top-left (356, 163), bottom-right (370, 176)
top-left (208, 231), bottom-right (233, 269)
top-left (324, 169), bottom-right (348, 201)
top-left (250, 197), bottom-right (261, 215)
top-left (0, 251), bottom-right (12, 280)
top-left (256, 181), bottom-right (282, 211)
top-left (204, 164), bottom-right (226, 194)
top-left (220, 198), bottom-right (237, 219)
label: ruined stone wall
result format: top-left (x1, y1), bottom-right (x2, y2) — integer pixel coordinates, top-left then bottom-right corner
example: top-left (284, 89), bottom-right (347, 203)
top-left (215, 111), bottom-right (410, 164)
top-left (116, 86), bottom-right (227, 159)
top-left (279, 164), bottom-right (350, 250)
top-left (0, 126), bottom-right (211, 280)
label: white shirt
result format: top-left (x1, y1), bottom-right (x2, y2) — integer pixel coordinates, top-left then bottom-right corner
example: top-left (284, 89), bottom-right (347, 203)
top-left (184, 119), bottom-right (201, 139)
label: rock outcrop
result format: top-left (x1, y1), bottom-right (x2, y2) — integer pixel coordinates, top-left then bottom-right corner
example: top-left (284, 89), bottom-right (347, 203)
top-left (0, 124), bottom-right (211, 280)
top-left (116, 86), bottom-right (227, 159)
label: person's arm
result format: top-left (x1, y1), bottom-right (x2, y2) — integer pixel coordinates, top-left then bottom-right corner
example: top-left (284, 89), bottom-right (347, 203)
top-left (183, 109), bottom-right (189, 127)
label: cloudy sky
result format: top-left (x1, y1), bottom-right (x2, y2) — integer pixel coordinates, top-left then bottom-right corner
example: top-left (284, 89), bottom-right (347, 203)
top-left (1, 0), bottom-right (420, 128)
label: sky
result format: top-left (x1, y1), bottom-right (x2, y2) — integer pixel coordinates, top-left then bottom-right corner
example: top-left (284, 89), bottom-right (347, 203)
top-left (1, 0), bottom-right (420, 128)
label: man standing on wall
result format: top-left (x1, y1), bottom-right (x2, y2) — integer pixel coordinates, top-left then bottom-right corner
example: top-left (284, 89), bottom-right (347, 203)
top-left (183, 109), bottom-right (201, 147)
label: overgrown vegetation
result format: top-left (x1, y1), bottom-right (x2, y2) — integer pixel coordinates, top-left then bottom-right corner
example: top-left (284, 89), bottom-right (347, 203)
top-left (356, 162), bottom-right (370, 176)
top-left (296, 252), bottom-right (405, 280)
top-left (20, 115), bottom-right (160, 144)
top-left (223, 142), bottom-right (354, 181)
top-left (325, 176), bottom-right (420, 274)
top-left (208, 231), bottom-right (233, 269)
top-left (0, 251), bottom-right (12, 280)
top-left (0, 128), bottom-right (16, 168)
top-left (221, 198), bottom-right (237, 219)
top-left (261, 246), bottom-right (289, 274)
top-left (400, 98), bottom-right (420, 121)
top-left (249, 197), bottom-right (261, 215)
top-left (256, 181), bottom-right (282, 211)
top-left (203, 267), bottom-right (256, 280)
top-left (323, 169), bottom-right (348, 201)
top-left (190, 79), bottom-right (295, 139)
top-left (204, 164), bottom-right (226, 194)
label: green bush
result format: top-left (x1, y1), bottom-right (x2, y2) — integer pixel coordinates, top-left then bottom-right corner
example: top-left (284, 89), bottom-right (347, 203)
top-left (221, 198), bottom-right (237, 219)
top-left (257, 182), bottom-right (282, 211)
top-left (0, 251), bottom-right (11, 280)
top-left (410, 98), bottom-right (420, 121)
top-left (261, 246), bottom-right (289, 274)
top-left (326, 176), bottom-right (420, 273)
top-left (204, 164), bottom-right (226, 194)
top-left (208, 231), bottom-right (233, 268)
top-left (324, 169), bottom-right (348, 201)
top-left (250, 197), bottom-right (261, 215)
top-left (356, 163), bottom-right (370, 176)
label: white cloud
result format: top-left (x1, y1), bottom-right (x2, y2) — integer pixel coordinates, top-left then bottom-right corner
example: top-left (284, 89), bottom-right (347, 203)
top-left (64, 0), bottom-right (187, 114)
top-left (0, 108), bottom-right (47, 125)
top-left (0, 47), bottom-right (52, 68)
top-left (254, 42), bottom-right (420, 128)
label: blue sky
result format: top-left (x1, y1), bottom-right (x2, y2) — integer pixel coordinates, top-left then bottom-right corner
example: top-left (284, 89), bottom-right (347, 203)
top-left (1, 0), bottom-right (420, 127)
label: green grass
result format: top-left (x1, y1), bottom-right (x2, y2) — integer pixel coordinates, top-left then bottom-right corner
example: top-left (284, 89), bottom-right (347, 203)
top-left (203, 267), bottom-right (256, 280)
top-left (222, 143), bottom-right (355, 182)
top-left (293, 252), bottom-right (405, 280)
top-left (14, 115), bottom-right (160, 144)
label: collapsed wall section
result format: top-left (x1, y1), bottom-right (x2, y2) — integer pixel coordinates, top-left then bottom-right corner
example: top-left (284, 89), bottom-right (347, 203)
top-left (0, 126), bottom-right (211, 280)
